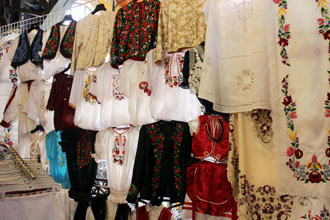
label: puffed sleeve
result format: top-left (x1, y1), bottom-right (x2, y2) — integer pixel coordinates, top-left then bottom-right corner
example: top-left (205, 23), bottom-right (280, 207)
top-left (93, 129), bottom-right (107, 163)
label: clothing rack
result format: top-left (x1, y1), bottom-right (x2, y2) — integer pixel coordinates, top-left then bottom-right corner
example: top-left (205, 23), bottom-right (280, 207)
top-left (0, 11), bottom-right (65, 38)
top-left (0, 0), bottom-right (97, 38)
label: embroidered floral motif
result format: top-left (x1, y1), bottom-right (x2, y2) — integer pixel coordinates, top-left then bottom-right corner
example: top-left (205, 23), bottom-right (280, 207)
top-left (172, 123), bottom-right (184, 196)
top-left (274, 0), bottom-right (291, 66)
top-left (250, 109), bottom-right (273, 143)
top-left (110, 0), bottom-right (160, 68)
top-left (112, 73), bottom-right (126, 100)
top-left (60, 21), bottom-right (76, 58)
top-left (112, 135), bottom-right (127, 166)
top-left (128, 183), bottom-right (138, 196)
top-left (9, 68), bottom-right (18, 88)
top-left (3, 125), bottom-right (13, 146)
top-left (238, 175), bottom-right (293, 219)
top-left (164, 54), bottom-right (184, 88)
top-left (282, 75), bottom-right (330, 183)
top-left (83, 74), bottom-right (98, 104)
top-left (233, 0), bottom-right (254, 31)
top-left (30, 141), bottom-right (41, 159)
top-left (0, 40), bottom-right (13, 61)
top-left (236, 69), bottom-right (255, 91)
top-left (42, 24), bottom-right (60, 59)
top-left (147, 123), bottom-right (165, 197)
top-left (76, 135), bottom-right (92, 168)
top-left (316, 0), bottom-right (330, 42)
top-left (139, 81), bottom-right (151, 96)
top-left (301, 206), bottom-right (330, 220)
top-left (57, 143), bottom-right (66, 168)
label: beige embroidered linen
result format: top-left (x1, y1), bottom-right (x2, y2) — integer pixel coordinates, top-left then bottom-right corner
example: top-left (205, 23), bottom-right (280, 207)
top-left (154, 0), bottom-right (206, 63)
top-left (71, 10), bottom-right (116, 74)
top-left (198, 0), bottom-right (272, 113)
top-left (269, 0), bottom-right (330, 197)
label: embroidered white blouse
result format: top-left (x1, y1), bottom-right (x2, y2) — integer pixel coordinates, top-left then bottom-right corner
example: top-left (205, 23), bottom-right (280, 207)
top-left (15, 131), bottom-right (48, 169)
top-left (26, 80), bottom-right (54, 133)
top-left (69, 64), bottom-right (106, 131)
top-left (94, 126), bottom-right (140, 203)
top-left (119, 60), bottom-right (155, 126)
top-left (145, 49), bottom-right (201, 122)
top-left (89, 63), bottom-right (131, 127)
top-left (1, 82), bottom-right (36, 143)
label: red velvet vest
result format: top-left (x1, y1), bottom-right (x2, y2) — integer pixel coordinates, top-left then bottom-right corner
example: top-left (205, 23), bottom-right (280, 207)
top-left (192, 115), bottom-right (229, 161)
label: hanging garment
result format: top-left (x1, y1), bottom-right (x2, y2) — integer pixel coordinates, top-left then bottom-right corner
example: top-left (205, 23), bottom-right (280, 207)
top-left (118, 60), bottom-right (155, 126)
top-left (69, 64), bottom-right (106, 131)
top-left (60, 127), bottom-right (98, 202)
top-left (0, 81), bottom-right (36, 142)
top-left (26, 79), bottom-right (54, 133)
top-left (110, 0), bottom-right (160, 68)
top-left (7, 29), bottom-right (44, 82)
top-left (46, 71), bottom-right (75, 131)
top-left (129, 203), bottom-right (175, 220)
top-left (227, 112), bottom-right (293, 219)
top-left (42, 21), bottom-right (76, 80)
top-left (179, 44), bottom-right (205, 95)
top-left (126, 121), bottom-right (192, 205)
top-left (154, 0), bottom-right (206, 63)
top-left (191, 115), bottom-right (229, 162)
top-left (183, 160), bottom-right (237, 220)
top-left (198, 0), bottom-right (272, 113)
top-left (144, 50), bottom-right (201, 122)
top-left (94, 126), bottom-right (140, 204)
top-left (268, 0), bottom-right (330, 197)
top-left (89, 63), bottom-right (131, 127)
top-left (71, 10), bottom-right (116, 74)
top-left (46, 130), bottom-right (71, 189)
top-left (17, 130), bottom-right (48, 168)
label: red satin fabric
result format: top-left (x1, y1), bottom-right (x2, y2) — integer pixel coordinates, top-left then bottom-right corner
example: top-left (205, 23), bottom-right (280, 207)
top-left (186, 161), bottom-right (237, 219)
top-left (192, 115), bottom-right (229, 162)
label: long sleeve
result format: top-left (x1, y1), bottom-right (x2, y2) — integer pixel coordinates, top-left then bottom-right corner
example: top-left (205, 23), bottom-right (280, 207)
top-left (1, 85), bottom-right (21, 128)
top-left (93, 130), bottom-right (106, 163)
top-left (126, 125), bottom-right (148, 204)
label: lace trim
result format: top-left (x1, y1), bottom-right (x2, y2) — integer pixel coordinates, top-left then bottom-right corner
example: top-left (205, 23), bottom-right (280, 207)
top-left (188, 45), bottom-right (204, 94)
